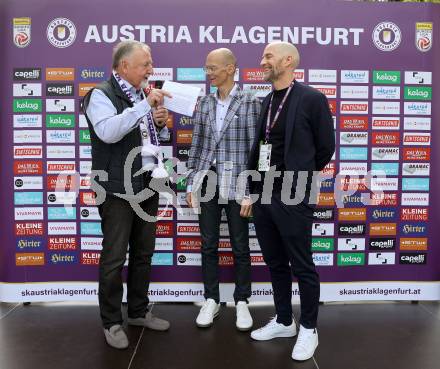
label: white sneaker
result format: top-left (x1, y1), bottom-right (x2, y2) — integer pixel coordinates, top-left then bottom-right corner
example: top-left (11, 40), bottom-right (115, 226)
top-left (236, 301), bottom-right (253, 331)
top-left (196, 298), bottom-right (220, 328)
top-left (250, 316), bottom-right (297, 341)
top-left (291, 325), bottom-right (319, 361)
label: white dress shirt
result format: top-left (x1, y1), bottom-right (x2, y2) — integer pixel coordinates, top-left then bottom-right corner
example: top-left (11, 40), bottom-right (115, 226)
top-left (85, 76), bottom-right (169, 167)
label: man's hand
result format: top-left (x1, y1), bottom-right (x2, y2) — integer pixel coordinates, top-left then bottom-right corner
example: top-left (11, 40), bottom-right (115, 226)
top-left (186, 192), bottom-right (195, 208)
top-left (147, 88), bottom-right (171, 108)
top-left (240, 197), bottom-right (252, 218)
top-left (152, 106), bottom-right (169, 128)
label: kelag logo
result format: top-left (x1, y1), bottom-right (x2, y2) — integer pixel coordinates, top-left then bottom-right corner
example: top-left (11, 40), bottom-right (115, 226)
top-left (401, 222), bottom-right (427, 236)
top-left (312, 238), bottom-right (334, 251)
top-left (404, 86), bottom-right (432, 101)
top-left (79, 130), bottom-right (91, 143)
top-left (369, 238), bottom-right (396, 250)
top-left (373, 70), bottom-right (400, 84)
top-left (399, 253), bottom-right (427, 265)
top-left (337, 253), bottom-right (365, 266)
top-left (49, 252), bottom-right (78, 265)
top-left (46, 114), bottom-right (75, 128)
top-left (177, 177), bottom-right (187, 191)
top-left (338, 223), bottom-right (365, 236)
top-left (79, 67), bottom-right (108, 81)
top-left (13, 99), bottom-right (42, 112)
top-left (16, 237), bottom-right (44, 251)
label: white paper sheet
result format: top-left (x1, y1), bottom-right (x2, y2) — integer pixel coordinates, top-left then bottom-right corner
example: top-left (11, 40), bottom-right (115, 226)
top-left (162, 81), bottom-right (201, 117)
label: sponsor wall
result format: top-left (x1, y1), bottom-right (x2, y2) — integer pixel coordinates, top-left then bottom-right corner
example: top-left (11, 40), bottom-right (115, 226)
top-left (1, 0), bottom-right (439, 302)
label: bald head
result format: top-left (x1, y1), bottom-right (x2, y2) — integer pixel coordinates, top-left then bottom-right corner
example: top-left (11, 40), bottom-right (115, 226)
top-left (265, 42), bottom-right (300, 70)
top-left (207, 48), bottom-right (237, 67)
top-left (205, 48), bottom-right (237, 89)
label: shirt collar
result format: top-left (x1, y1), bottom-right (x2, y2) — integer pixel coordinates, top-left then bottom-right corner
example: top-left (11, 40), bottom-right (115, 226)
top-left (113, 71), bottom-right (141, 95)
top-left (215, 83), bottom-right (238, 103)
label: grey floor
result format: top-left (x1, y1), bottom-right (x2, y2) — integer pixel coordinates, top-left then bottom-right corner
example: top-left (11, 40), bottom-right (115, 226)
top-left (1, 301), bottom-right (439, 369)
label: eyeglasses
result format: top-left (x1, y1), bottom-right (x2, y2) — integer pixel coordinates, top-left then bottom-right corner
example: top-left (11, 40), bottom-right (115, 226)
top-left (203, 64), bottom-right (233, 73)
top-left (203, 66), bottom-right (220, 73)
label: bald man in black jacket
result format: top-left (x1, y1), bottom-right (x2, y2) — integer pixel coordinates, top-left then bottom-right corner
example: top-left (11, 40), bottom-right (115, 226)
top-left (248, 42), bottom-right (335, 362)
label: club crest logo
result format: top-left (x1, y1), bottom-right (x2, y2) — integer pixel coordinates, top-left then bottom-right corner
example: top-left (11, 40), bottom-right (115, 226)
top-left (372, 22), bottom-right (401, 51)
top-left (47, 18), bottom-right (76, 48)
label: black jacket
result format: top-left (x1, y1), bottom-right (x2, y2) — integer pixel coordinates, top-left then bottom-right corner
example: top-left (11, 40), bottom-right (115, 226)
top-left (248, 81), bottom-right (335, 174)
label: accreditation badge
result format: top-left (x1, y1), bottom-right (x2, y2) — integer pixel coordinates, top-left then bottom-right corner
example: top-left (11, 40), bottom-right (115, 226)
top-left (258, 143), bottom-right (272, 172)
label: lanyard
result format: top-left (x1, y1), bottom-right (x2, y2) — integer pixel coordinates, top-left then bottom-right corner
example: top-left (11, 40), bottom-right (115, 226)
top-left (113, 71), bottom-right (159, 146)
top-left (264, 81), bottom-right (294, 143)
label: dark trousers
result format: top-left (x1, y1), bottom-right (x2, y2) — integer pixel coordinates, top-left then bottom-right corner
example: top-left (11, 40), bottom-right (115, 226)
top-left (253, 193), bottom-right (319, 328)
top-left (98, 191), bottom-right (159, 329)
top-left (198, 181), bottom-right (251, 303)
